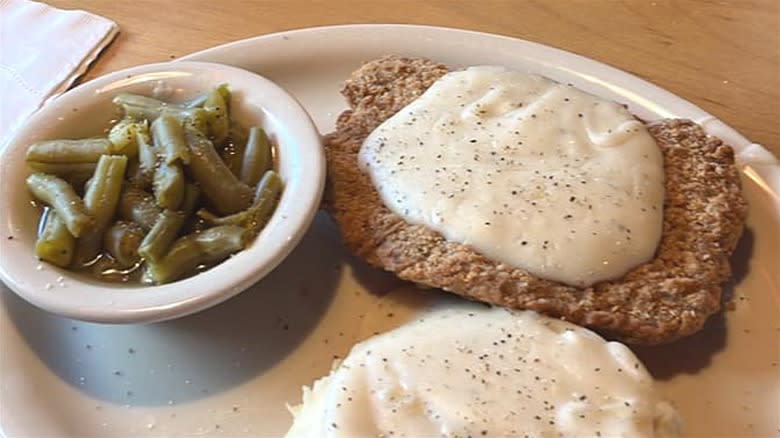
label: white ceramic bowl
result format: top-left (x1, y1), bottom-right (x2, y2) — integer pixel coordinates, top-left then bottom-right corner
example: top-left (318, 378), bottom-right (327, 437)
top-left (0, 61), bottom-right (325, 323)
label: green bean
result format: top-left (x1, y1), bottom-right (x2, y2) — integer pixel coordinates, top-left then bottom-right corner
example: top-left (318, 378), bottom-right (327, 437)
top-left (204, 87), bottom-right (229, 145)
top-left (118, 186), bottom-right (160, 230)
top-left (151, 114), bottom-right (190, 165)
top-left (126, 158), bottom-right (141, 183)
top-left (107, 118), bottom-right (143, 157)
top-left (35, 210), bottom-right (75, 268)
top-left (113, 93), bottom-right (182, 120)
top-left (183, 94), bottom-right (207, 109)
top-left (73, 155), bottom-right (128, 265)
top-left (153, 161), bottom-right (184, 210)
top-left (113, 93), bottom-right (214, 131)
top-left (26, 138), bottom-right (113, 164)
top-left (184, 128), bottom-right (252, 215)
top-left (179, 107), bottom-right (209, 137)
top-left (240, 127), bottom-right (272, 186)
top-left (178, 182), bottom-right (204, 236)
top-left (198, 170), bottom-right (282, 239)
top-left (108, 118), bottom-right (136, 152)
top-left (103, 221), bottom-right (145, 267)
top-left (195, 209), bottom-right (221, 223)
top-left (137, 144), bottom-right (157, 174)
top-left (137, 210), bottom-right (186, 262)
top-left (130, 121), bottom-right (157, 188)
top-left (180, 183), bottom-right (201, 215)
top-left (114, 93), bottom-right (168, 110)
top-left (222, 123), bottom-right (249, 177)
top-left (244, 170), bottom-right (282, 239)
top-left (27, 161), bottom-right (97, 177)
top-left (24, 84), bottom-right (269, 284)
top-left (113, 91), bottom-right (223, 141)
top-left (184, 84), bottom-right (231, 109)
top-left (26, 172), bottom-right (92, 237)
top-left (252, 169), bottom-right (282, 203)
top-left (145, 225), bottom-right (246, 284)
top-left (84, 155), bottom-right (128, 226)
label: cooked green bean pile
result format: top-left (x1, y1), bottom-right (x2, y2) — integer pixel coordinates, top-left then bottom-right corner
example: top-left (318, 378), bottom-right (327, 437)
top-left (25, 85), bottom-right (283, 285)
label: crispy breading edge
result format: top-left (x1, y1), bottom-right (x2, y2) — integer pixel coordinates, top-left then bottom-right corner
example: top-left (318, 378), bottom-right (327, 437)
top-left (323, 55), bottom-right (748, 345)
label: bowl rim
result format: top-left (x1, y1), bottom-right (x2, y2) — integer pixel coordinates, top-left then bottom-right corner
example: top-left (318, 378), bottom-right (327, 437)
top-left (0, 60), bottom-right (325, 323)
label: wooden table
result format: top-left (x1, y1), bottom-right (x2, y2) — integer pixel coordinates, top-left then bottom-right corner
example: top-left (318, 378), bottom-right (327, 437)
top-left (48, 0), bottom-right (779, 156)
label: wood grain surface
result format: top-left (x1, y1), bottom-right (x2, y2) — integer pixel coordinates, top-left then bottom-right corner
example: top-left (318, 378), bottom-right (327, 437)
top-left (47, 0), bottom-right (779, 155)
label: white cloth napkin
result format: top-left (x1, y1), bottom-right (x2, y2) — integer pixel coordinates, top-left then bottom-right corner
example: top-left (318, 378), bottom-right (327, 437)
top-left (0, 0), bottom-right (118, 145)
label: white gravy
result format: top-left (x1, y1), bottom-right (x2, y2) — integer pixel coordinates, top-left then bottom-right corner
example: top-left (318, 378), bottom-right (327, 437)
top-left (359, 66), bottom-right (665, 287)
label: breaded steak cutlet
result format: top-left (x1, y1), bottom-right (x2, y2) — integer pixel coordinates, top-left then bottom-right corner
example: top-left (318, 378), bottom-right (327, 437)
top-left (324, 55), bottom-right (748, 345)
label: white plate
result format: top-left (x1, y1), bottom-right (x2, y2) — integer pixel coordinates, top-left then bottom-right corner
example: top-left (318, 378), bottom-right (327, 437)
top-left (2, 24), bottom-right (778, 438)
